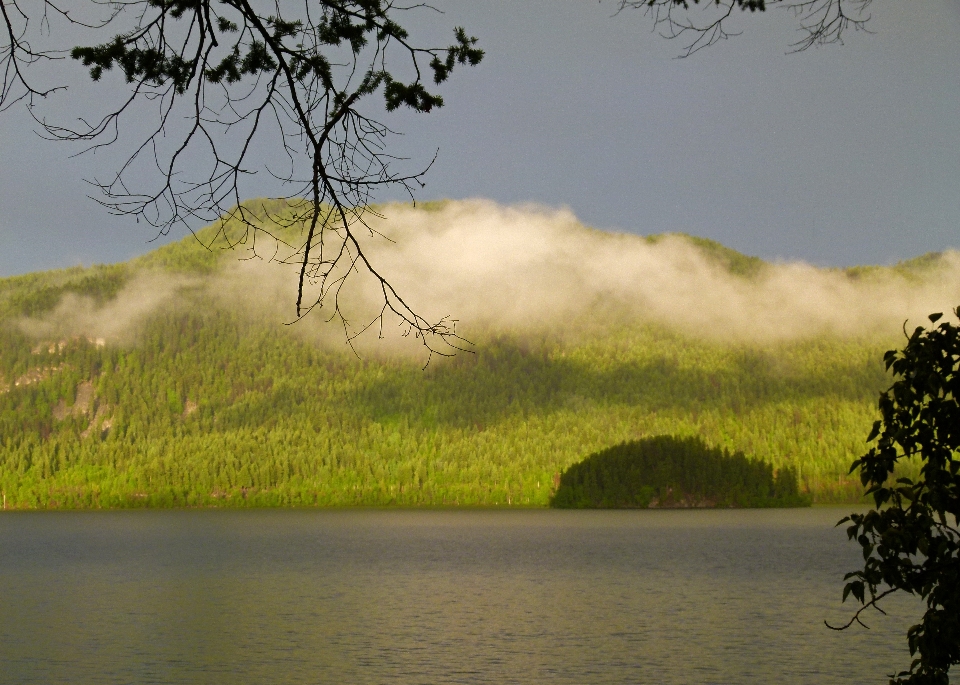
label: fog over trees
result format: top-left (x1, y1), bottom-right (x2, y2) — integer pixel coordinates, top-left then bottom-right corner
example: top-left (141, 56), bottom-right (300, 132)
top-left (4, 2), bottom-right (959, 683)
top-left (2, 0), bottom-right (871, 343)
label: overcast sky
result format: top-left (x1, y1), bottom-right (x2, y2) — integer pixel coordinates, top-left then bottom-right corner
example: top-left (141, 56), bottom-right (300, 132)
top-left (1, 0), bottom-right (958, 277)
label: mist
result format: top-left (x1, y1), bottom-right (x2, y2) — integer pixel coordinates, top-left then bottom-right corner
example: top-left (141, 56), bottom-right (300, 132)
top-left (17, 272), bottom-right (199, 344)
top-left (19, 199), bottom-right (960, 349)
top-left (234, 199), bottom-right (960, 346)
top-left (362, 200), bottom-right (960, 341)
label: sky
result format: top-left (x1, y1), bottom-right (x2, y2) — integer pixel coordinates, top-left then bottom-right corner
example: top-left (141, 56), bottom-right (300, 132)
top-left (1, 0), bottom-right (959, 278)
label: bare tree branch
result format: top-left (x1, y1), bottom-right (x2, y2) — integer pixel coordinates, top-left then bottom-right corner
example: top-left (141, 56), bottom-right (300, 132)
top-left (1, 0), bottom-right (482, 356)
top-left (824, 587), bottom-right (896, 631)
top-left (616, 0), bottom-right (872, 57)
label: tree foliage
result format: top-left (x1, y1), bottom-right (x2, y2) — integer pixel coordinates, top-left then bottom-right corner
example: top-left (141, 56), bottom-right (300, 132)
top-left (0, 252), bottom-right (897, 509)
top-left (833, 309), bottom-right (960, 684)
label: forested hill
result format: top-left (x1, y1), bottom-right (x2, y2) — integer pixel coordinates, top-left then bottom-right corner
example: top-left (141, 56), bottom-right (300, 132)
top-left (1, 200), bottom-right (956, 509)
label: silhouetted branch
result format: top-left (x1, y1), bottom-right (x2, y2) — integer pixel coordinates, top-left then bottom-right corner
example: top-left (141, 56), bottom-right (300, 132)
top-left (617, 0), bottom-right (871, 56)
top-left (825, 587), bottom-right (896, 631)
top-left (1, 0), bottom-right (482, 355)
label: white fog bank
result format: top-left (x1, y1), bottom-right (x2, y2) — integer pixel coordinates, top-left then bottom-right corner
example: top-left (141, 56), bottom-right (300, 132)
top-left (20, 200), bottom-right (960, 348)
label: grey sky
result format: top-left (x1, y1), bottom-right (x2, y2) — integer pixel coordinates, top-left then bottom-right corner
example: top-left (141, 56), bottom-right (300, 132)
top-left (1, 0), bottom-right (958, 277)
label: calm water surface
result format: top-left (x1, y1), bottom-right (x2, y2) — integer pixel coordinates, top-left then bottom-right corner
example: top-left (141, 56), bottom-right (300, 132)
top-left (0, 508), bottom-right (917, 685)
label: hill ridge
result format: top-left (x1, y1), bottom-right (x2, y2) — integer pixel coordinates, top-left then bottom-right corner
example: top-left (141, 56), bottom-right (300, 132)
top-left (0, 199), bottom-right (956, 509)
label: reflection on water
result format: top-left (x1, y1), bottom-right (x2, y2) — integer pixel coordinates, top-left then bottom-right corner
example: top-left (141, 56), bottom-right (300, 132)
top-left (0, 508), bottom-right (916, 685)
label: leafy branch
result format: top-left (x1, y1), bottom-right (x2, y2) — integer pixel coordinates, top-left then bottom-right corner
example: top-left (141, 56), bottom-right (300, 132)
top-left (834, 308), bottom-right (960, 684)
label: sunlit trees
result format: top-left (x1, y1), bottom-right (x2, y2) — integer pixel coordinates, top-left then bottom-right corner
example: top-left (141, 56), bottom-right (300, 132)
top-left (0, 259), bottom-right (894, 509)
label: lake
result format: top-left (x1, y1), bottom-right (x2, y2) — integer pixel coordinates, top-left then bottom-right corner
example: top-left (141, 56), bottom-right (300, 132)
top-left (0, 508), bottom-right (917, 685)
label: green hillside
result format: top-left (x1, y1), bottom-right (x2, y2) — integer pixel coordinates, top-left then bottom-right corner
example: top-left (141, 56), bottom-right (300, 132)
top-left (0, 200), bottom-right (946, 509)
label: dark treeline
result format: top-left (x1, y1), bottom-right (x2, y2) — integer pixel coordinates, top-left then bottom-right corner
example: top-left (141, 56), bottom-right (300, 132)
top-left (550, 435), bottom-right (810, 508)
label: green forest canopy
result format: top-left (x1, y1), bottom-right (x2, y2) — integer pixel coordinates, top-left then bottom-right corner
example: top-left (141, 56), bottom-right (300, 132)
top-left (0, 200), bottom-right (949, 509)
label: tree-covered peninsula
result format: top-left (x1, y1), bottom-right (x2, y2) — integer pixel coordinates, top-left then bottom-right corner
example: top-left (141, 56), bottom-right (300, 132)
top-left (551, 435), bottom-right (809, 509)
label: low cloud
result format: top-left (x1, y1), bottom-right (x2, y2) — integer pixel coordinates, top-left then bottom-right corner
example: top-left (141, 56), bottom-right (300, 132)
top-left (321, 200), bottom-right (960, 344)
top-left (18, 200), bottom-right (960, 349)
top-left (18, 272), bottom-right (197, 344)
